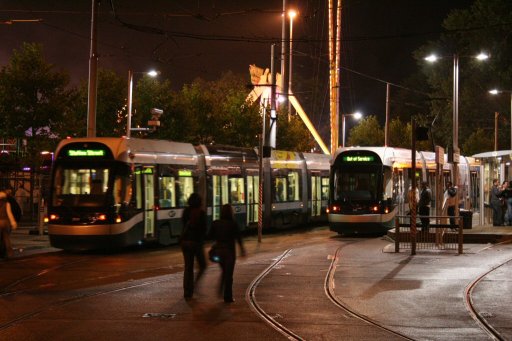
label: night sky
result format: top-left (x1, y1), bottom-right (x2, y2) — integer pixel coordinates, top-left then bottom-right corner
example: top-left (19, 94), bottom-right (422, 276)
top-left (1, 0), bottom-right (474, 141)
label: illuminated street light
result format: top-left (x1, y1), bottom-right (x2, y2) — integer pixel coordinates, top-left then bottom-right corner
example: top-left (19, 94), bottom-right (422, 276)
top-left (425, 51), bottom-right (489, 226)
top-left (489, 88), bottom-right (512, 149)
top-left (126, 69), bottom-right (159, 137)
top-left (341, 111), bottom-right (363, 148)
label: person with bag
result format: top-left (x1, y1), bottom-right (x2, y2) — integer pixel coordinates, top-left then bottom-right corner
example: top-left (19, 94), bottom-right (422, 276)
top-left (0, 191), bottom-right (18, 259)
top-left (209, 204), bottom-right (246, 303)
top-left (180, 193), bottom-right (207, 300)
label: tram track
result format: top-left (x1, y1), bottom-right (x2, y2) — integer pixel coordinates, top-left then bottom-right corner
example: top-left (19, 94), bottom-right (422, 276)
top-left (325, 246), bottom-right (415, 341)
top-left (464, 254), bottom-right (512, 341)
top-left (0, 276), bottom-right (170, 332)
top-left (246, 249), bottom-right (304, 340)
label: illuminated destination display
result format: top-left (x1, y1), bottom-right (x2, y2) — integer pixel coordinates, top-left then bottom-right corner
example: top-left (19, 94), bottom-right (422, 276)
top-left (179, 170), bottom-right (192, 177)
top-left (342, 155), bottom-right (375, 162)
top-left (67, 149), bottom-right (105, 157)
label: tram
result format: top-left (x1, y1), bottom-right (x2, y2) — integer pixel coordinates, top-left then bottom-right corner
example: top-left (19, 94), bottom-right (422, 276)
top-left (47, 137), bottom-right (330, 250)
top-left (327, 147), bottom-right (480, 235)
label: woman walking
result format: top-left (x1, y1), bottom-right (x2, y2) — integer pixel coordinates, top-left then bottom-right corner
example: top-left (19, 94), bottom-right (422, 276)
top-left (180, 193), bottom-right (207, 300)
top-left (0, 191), bottom-right (18, 259)
top-left (210, 204), bottom-right (246, 303)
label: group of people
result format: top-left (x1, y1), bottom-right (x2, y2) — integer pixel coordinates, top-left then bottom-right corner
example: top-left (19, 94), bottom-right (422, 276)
top-left (0, 188), bottom-right (21, 259)
top-left (180, 193), bottom-right (246, 303)
top-left (408, 180), bottom-right (458, 232)
top-left (490, 179), bottom-right (512, 226)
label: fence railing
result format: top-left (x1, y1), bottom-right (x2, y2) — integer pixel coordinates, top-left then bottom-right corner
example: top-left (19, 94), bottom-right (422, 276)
top-left (394, 215), bottom-right (464, 255)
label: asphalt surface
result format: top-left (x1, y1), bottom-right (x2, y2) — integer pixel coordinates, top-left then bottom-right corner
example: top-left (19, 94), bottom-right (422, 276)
top-left (2, 225), bottom-right (512, 340)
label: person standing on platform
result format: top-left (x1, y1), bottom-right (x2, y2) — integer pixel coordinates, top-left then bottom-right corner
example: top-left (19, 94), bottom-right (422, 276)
top-left (490, 179), bottom-right (503, 226)
top-left (442, 181), bottom-right (457, 230)
top-left (180, 193), bottom-right (207, 300)
top-left (0, 191), bottom-right (18, 259)
top-left (209, 204), bottom-right (246, 303)
top-left (418, 181), bottom-right (432, 234)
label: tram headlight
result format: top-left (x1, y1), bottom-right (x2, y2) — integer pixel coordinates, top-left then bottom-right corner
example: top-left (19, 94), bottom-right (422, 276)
top-left (115, 215), bottom-right (122, 223)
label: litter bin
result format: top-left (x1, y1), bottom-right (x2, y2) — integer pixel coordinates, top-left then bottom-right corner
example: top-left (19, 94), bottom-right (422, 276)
top-left (460, 209), bottom-right (473, 229)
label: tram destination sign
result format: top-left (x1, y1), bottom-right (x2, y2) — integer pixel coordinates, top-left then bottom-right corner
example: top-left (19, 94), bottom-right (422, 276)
top-left (67, 149), bottom-right (106, 157)
top-left (342, 155), bottom-right (375, 162)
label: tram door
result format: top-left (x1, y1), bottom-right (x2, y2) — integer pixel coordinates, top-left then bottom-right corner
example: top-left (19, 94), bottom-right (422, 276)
top-left (311, 175), bottom-right (322, 217)
top-left (142, 167), bottom-right (155, 237)
top-left (246, 174), bottom-right (259, 224)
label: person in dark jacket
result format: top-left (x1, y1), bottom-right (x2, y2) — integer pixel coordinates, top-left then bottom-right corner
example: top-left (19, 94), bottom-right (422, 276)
top-left (490, 179), bottom-right (503, 226)
top-left (4, 188), bottom-right (21, 223)
top-left (209, 204), bottom-right (246, 303)
top-left (180, 193), bottom-right (207, 300)
top-left (418, 181), bottom-right (432, 233)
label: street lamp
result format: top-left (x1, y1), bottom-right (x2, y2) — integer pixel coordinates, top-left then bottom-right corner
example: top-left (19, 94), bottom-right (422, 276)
top-left (126, 69), bottom-right (159, 137)
top-left (425, 51), bottom-right (489, 226)
top-left (288, 9), bottom-right (297, 121)
top-left (489, 89), bottom-right (512, 149)
top-left (341, 111), bottom-right (363, 147)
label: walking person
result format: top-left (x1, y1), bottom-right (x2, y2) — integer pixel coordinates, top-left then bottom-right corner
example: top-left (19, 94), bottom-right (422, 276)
top-left (4, 188), bottom-right (22, 224)
top-left (0, 191), bottom-right (19, 259)
top-left (209, 204), bottom-right (246, 303)
top-left (180, 193), bottom-right (207, 300)
top-left (490, 179), bottom-right (503, 226)
top-left (418, 181), bottom-right (432, 234)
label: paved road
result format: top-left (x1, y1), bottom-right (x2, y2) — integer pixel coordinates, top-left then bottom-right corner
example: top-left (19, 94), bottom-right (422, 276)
top-left (1, 227), bottom-right (511, 340)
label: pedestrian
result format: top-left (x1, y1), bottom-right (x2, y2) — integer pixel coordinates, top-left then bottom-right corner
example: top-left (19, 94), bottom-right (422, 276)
top-left (209, 204), bottom-right (246, 303)
top-left (490, 179), bottom-right (503, 226)
top-left (442, 181), bottom-right (457, 230)
top-left (418, 181), bottom-right (432, 234)
top-left (0, 191), bottom-right (19, 259)
top-left (4, 188), bottom-right (22, 224)
top-left (501, 181), bottom-right (511, 225)
top-left (180, 193), bottom-right (207, 300)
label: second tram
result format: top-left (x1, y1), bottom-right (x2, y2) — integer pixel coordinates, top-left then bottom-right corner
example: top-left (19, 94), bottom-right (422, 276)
top-left (328, 147), bottom-right (480, 235)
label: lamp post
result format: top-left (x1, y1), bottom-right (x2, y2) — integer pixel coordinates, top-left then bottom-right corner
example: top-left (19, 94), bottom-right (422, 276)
top-left (489, 89), bottom-right (512, 149)
top-left (425, 51), bottom-right (489, 227)
top-left (341, 112), bottom-right (363, 147)
top-left (126, 69), bottom-right (159, 137)
top-left (288, 9), bottom-right (297, 121)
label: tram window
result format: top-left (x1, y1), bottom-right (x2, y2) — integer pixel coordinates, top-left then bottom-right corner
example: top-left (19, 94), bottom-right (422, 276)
top-left (321, 177), bottom-right (329, 200)
top-left (177, 176), bottom-right (194, 208)
top-left (52, 167), bottom-right (109, 207)
top-left (229, 177), bottom-right (245, 204)
top-left (158, 176), bottom-right (176, 208)
top-left (287, 171), bottom-right (300, 201)
top-left (274, 177), bottom-right (287, 202)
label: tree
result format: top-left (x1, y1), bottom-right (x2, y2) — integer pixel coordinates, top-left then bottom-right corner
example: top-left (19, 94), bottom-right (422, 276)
top-left (276, 113), bottom-right (316, 152)
top-left (0, 42), bottom-right (71, 138)
top-left (414, 0), bottom-right (512, 154)
top-left (347, 116), bottom-right (384, 146)
top-left (462, 128), bottom-right (494, 155)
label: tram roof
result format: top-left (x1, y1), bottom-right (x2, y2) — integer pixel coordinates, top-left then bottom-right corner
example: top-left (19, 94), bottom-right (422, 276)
top-left (334, 146), bottom-right (475, 169)
top-left (55, 137), bottom-right (198, 165)
top-left (472, 150), bottom-right (512, 160)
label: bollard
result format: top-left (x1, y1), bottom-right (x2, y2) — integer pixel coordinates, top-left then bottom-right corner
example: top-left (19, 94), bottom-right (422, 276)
top-left (458, 216), bottom-right (463, 254)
